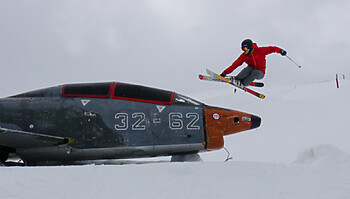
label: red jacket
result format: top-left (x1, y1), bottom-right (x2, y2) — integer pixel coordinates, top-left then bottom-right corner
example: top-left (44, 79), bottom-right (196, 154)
top-left (223, 43), bottom-right (283, 74)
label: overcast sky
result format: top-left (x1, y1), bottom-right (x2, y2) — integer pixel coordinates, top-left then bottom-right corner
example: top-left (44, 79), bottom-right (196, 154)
top-left (0, 0), bottom-right (349, 97)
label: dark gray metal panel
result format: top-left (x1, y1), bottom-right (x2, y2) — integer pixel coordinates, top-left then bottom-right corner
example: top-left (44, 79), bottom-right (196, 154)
top-left (107, 99), bottom-right (205, 147)
top-left (16, 143), bottom-right (206, 162)
top-left (0, 127), bottom-right (70, 148)
top-left (0, 97), bottom-right (125, 149)
top-left (0, 94), bottom-right (206, 149)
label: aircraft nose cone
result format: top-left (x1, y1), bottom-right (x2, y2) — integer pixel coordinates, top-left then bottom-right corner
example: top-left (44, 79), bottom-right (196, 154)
top-left (204, 106), bottom-right (262, 150)
top-left (250, 114), bottom-right (261, 130)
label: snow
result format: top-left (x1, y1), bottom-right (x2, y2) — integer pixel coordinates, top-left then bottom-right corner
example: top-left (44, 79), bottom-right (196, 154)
top-left (1, 79), bottom-right (349, 199)
top-left (1, 146), bottom-right (350, 199)
top-left (1, 0), bottom-right (350, 197)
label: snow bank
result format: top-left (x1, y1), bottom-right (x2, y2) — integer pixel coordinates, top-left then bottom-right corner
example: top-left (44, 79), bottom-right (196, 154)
top-left (295, 144), bottom-right (350, 165)
top-left (1, 151), bottom-right (350, 199)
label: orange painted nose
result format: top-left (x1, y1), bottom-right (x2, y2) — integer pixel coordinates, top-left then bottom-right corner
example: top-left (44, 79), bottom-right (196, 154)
top-left (204, 106), bottom-right (261, 150)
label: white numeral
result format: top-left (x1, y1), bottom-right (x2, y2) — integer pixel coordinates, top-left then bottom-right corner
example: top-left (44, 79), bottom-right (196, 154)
top-left (186, 113), bottom-right (200, 130)
top-left (132, 113), bottom-right (146, 130)
top-left (169, 113), bottom-right (183, 130)
top-left (114, 112), bottom-right (200, 131)
top-left (115, 113), bottom-right (128, 130)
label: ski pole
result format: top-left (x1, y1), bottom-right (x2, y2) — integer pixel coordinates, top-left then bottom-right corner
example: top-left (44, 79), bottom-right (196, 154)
top-left (286, 55), bottom-right (301, 68)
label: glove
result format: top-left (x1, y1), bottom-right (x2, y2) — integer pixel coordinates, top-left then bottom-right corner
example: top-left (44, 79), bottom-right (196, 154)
top-left (280, 50), bottom-right (287, 56)
top-left (220, 72), bottom-right (226, 77)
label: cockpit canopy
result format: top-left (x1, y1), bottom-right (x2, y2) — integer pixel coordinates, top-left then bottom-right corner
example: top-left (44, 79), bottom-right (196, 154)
top-left (62, 82), bottom-right (113, 98)
top-left (11, 82), bottom-right (202, 106)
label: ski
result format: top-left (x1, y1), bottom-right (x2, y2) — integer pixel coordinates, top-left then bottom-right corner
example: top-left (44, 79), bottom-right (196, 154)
top-left (198, 74), bottom-right (264, 87)
top-left (202, 69), bottom-right (266, 99)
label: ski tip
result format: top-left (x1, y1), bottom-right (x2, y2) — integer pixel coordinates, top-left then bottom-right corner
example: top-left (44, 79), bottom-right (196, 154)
top-left (206, 68), bottom-right (213, 74)
top-left (259, 94), bottom-right (265, 99)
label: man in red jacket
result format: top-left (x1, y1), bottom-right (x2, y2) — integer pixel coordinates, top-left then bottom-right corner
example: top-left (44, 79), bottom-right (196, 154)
top-left (220, 39), bottom-right (287, 87)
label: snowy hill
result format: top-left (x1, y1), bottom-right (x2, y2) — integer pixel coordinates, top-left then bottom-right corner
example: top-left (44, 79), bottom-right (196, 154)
top-left (1, 80), bottom-right (349, 199)
top-left (1, 145), bottom-right (350, 199)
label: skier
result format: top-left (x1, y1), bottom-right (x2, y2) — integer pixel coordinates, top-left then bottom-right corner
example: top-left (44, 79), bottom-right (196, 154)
top-left (220, 39), bottom-right (287, 87)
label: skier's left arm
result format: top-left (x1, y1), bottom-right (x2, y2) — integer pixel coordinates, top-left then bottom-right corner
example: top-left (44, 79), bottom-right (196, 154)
top-left (262, 46), bottom-right (287, 56)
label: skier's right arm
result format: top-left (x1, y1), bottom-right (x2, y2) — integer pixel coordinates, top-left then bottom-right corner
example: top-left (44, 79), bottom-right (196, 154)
top-left (221, 54), bottom-right (245, 76)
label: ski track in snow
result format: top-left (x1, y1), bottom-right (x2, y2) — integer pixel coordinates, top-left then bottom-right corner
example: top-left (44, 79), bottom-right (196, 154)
top-left (1, 80), bottom-right (350, 199)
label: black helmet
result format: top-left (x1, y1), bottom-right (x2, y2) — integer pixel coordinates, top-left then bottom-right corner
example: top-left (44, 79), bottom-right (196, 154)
top-left (241, 39), bottom-right (254, 54)
top-left (241, 39), bottom-right (253, 49)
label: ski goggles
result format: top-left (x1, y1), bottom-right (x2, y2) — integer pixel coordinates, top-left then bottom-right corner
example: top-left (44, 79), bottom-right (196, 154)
top-left (241, 47), bottom-right (249, 52)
